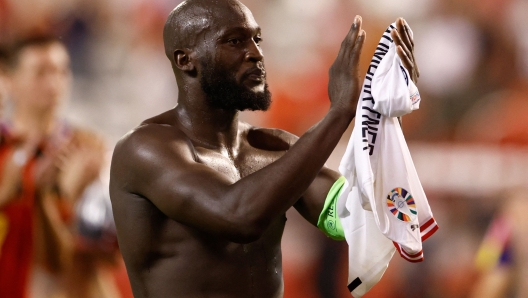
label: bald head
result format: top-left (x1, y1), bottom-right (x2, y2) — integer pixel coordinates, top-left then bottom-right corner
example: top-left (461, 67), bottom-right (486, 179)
top-left (163, 0), bottom-right (251, 68)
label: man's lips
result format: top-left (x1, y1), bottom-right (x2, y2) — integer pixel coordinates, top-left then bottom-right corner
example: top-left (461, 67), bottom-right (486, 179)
top-left (244, 68), bottom-right (266, 82)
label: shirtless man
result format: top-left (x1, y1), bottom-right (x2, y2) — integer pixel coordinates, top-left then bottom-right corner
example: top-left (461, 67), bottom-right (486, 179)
top-left (110, 0), bottom-right (419, 297)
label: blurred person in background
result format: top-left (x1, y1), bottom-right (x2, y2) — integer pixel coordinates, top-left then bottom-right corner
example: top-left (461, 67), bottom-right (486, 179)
top-left (0, 36), bottom-right (121, 298)
top-left (471, 190), bottom-right (528, 298)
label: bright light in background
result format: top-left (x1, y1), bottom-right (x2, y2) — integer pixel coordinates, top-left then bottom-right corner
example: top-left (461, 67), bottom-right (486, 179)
top-left (355, 0), bottom-right (436, 20)
top-left (414, 17), bottom-right (480, 97)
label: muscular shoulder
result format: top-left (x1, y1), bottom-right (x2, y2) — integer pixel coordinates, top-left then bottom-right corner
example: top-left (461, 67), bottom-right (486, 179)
top-left (115, 109), bottom-right (190, 157)
top-left (115, 122), bottom-right (191, 162)
top-left (245, 125), bottom-right (299, 151)
top-left (111, 121), bottom-right (193, 192)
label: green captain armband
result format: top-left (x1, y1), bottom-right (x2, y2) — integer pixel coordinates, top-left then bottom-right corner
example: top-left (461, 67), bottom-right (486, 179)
top-left (317, 176), bottom-right (346, 241)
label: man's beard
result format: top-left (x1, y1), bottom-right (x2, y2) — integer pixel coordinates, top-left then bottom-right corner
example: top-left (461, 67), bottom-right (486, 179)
top-left (200, 61), bottom-right (272, 111)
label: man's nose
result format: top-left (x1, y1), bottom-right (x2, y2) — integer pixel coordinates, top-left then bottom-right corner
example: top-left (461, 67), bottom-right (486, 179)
top-left (45, 72), bottom-right (66, 96)
top-left (245, 40), bottom-right (263, 62)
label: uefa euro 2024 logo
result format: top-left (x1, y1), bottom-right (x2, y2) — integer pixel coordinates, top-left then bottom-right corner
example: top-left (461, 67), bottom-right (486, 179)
top-left (386, 188), bottom-right (417, 223)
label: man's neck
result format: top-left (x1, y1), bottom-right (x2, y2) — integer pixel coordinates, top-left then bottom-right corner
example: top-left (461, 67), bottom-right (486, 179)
top-left (175, 98), bottom-right (241, 153)
top-left (11, 107), bottom-right (57, 140)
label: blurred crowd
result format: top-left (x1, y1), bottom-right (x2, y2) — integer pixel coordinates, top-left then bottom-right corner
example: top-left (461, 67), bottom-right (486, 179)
top-left (0, 0), bottom-right (527, 297)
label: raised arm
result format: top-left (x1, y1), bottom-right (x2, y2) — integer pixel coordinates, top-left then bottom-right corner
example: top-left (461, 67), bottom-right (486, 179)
top-left (110, 16), bottom-right (366, 244)
top-left (294, 167), bottom-right (341, 227)
top-left (295, 17), bottom-right (421, 231)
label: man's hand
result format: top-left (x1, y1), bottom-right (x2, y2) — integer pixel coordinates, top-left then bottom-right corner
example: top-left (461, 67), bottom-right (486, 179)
top-left (34, 138), bottom-right (68, 193)
top-left (57, 130), bottom-right (105, 202)
top-left (391, 18), bottom-right (420, 84)
top-left (328, 15), bottom-right (366, 118)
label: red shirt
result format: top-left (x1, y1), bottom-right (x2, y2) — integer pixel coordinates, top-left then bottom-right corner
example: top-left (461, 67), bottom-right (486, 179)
top-left (0, 141), bottom-right (37, 298)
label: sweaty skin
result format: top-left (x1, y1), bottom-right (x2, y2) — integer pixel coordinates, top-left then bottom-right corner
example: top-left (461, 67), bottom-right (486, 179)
top-left (110, 1), bottom-right (417, 297)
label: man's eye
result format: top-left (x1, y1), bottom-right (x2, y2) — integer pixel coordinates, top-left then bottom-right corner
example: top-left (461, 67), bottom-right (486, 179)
top-left (254, 37), bottom-right (262, 45)
top-left (228, 39), bottom-right (241, 45)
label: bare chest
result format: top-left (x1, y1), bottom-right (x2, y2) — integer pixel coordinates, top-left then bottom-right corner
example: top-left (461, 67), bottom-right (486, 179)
top-left (194, 146), bottom-right (285, 181)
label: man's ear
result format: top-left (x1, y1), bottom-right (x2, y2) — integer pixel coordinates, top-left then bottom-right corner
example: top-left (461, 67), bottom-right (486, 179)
top-left (173, 49), bottom-right (195, 72)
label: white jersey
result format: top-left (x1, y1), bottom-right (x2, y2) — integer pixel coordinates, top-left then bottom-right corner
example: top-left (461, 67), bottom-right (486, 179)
top-left (336, 175), bottom-right (395, 298)
top-left (337, 23), bottom-right (438, 297)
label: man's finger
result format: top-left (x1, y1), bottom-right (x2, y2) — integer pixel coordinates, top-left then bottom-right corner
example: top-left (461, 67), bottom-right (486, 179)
top-left (340, 16), bottom-right (362, 58)
top-left (350, 30), bottom-right (366, 65)
top-left (397, 46), bottom-right (419, 83)
top-left (413, 61), bottom-right (420, 81)
top-left (396, 46), bottom-right (413, 73)
top-left (391, 29), bottom-right (412, 60)
top-left (397, 18), bottom-right (414, 53)
top-left (403, 19), bottom-right (414, 47)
